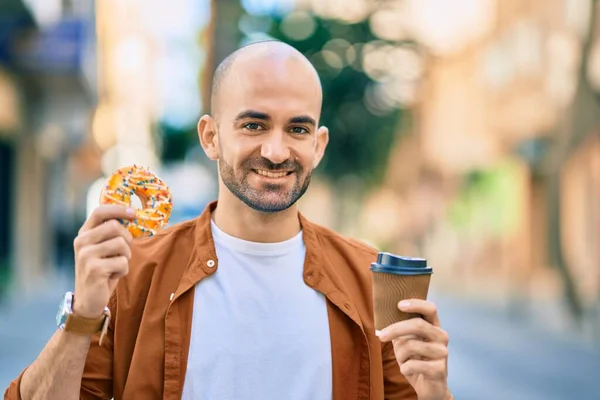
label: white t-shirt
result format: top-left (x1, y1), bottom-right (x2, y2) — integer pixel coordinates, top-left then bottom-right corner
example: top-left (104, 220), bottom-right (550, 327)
top-left (181, 220), bottom-right (332, 400)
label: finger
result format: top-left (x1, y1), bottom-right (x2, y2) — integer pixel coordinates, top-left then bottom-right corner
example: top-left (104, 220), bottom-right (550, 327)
top-left (82, 236), bottom-right (132, 260)
top-left (80, 205), bottom-right (136, 233)
top-left (108, 256), bottom-right (129, 279)
top-left (393, 339), bottom-right (449, 365)
top-left (75, 220), bottom-right (133, 250)
top-left (398, 299), bottom-right (440, 327)
top-left (89, 256), bottom-right (129, 279)
top-left (399, 359), bottom-right (447, 380)
top-left (377, 318), bottom-right (448, 344)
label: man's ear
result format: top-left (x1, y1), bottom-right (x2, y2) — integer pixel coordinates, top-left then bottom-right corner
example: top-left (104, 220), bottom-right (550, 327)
top-left (313, 125), bottom-right (329, 168)
top-left (198, 114), bottom-right (219, 161)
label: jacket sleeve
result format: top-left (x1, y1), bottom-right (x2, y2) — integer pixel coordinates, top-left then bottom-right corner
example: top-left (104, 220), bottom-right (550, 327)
top-left (3, 293), bottom-right (117, 400)
top-left (382, 341), bottom-right (418, 400)
top-left (79, 291), bottom-right (116, 400)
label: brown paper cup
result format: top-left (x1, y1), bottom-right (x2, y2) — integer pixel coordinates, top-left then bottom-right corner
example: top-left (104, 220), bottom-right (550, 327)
top-left (372, 271), bottom-right (431, 331)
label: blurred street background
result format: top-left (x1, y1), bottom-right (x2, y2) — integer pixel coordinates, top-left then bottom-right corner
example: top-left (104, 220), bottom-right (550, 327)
top-left (1, 0), bottom-right (599, 398)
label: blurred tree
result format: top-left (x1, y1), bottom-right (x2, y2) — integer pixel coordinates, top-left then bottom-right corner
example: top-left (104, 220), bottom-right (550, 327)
top-left (157, 122), bottom-right (196, 162)
top-left (205, 0), bottom-right (244, 109)
top-left (159, 0), bottom-right (245, 163)
top-left (201, 2), bottom-right (410, 189)
top-left (265, 16), bottom-right (405, 187)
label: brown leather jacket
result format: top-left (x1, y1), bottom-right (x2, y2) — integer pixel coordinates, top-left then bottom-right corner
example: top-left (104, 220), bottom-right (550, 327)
top-left (5, 202), bottom-right (417, 399)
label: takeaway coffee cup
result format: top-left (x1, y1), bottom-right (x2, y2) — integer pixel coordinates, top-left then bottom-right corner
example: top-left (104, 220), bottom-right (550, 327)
top-left (370, 252), bottom-right (433, 331)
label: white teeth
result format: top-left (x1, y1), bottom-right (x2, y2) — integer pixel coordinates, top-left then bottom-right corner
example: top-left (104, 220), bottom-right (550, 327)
top-left (256, 169), bottom-right (288, 178)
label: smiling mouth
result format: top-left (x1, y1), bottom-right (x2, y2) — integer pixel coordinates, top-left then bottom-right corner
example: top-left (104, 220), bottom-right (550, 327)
top-left (254, 169), bottom-right (294, 178)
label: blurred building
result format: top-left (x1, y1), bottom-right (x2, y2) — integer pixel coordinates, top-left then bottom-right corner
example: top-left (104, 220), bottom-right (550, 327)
top-left (364, 0), bottom-right (600, 337)
top-left (0, 0), bottom-right (34, 296)
top-left (0, 0), bottom-right (99, 296)
top-left (0, 0), bottom-right (218, 298)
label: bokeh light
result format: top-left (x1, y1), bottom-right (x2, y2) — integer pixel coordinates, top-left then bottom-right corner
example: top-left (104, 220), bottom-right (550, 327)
top-left (279, 11), bottom-right (316, 41)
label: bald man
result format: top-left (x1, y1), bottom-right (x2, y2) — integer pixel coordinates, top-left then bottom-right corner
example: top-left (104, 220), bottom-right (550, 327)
top-left (5, 41), bottom-right (452, 400)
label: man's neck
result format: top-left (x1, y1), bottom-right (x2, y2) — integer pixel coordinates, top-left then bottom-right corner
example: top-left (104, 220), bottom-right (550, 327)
top-left (212, 193), bottom-right (301, 243)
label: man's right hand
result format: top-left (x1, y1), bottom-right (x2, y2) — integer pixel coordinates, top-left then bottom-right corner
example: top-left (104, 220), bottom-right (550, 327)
top-left (72, 205), bottom-right (136, 319)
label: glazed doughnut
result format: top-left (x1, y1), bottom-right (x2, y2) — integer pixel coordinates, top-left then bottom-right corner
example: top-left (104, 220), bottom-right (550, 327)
top-left (99, 165), bottom-right (173, 237)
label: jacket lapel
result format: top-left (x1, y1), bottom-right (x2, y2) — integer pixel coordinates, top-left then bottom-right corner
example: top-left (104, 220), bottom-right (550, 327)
top-left (300, 214), bottom-right (371, 399)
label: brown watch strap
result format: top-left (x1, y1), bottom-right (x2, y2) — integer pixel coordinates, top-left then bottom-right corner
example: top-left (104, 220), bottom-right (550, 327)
top-left (64, 313), bottom-right (106, 336)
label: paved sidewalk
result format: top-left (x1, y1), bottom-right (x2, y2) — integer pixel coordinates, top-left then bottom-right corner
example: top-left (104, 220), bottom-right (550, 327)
top-left (435, 295), bottom-right (600, 400)
top-left (0, 273), bottom-right (71, 389)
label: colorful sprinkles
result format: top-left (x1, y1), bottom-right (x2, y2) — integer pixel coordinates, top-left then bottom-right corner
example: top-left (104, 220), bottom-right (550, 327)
top-left (99, 164), bottom-right (173, 238)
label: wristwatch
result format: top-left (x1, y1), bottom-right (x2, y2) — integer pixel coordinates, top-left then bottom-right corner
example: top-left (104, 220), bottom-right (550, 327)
top-left (56, 291), bottom-right (111, 345)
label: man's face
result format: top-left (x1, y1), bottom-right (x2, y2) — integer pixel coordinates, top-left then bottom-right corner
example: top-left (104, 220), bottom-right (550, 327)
top-left (212, 57), bottom-right (328, 213)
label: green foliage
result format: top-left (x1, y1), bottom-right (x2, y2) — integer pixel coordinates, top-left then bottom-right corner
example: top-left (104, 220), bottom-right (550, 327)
top-left (158, 123), bottom-right (197, 162)
top-left (448, 160), bottom-right (522, 237)
top-left (0, 258), bottom-right (10, 300)
top-left (267, 17), bottom-right (404, 186)
top-left (159, 7), bottom-right (406, 188)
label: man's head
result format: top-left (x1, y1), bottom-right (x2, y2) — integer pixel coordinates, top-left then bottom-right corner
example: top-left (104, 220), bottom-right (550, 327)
top-left (198, 40), bottom-right (329, 213)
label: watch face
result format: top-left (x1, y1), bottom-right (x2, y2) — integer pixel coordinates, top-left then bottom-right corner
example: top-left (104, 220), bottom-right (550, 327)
top-left (56, 291), bottom-right (74, 330)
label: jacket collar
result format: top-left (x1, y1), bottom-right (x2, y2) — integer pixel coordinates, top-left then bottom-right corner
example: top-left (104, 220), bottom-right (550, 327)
top-left (174, 200), bottom-right (363, 331)
top-left (299, 212), bottom-right (364, 331)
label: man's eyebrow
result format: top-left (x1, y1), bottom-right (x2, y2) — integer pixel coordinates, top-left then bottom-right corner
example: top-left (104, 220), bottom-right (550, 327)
top-left (233, 111), bottom-right (316, 127)
top-left (234, 110), bottom-right (271, 121)
top-left (289, 115), bottom-right (316, 127)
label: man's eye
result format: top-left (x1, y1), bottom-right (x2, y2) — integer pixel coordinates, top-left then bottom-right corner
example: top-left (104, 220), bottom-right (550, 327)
top-left (243, 123), bottom-right (263, 131)
top-left (290, 127), bottom-right (309, 135)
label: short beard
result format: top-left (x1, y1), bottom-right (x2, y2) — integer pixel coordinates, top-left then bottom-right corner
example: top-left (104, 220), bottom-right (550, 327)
top-left (219, 156), bottom-right (311, 213)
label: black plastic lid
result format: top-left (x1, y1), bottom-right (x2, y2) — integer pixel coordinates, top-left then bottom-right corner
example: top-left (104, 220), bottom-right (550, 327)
top-left (377, 252), bottom-right (427, 268)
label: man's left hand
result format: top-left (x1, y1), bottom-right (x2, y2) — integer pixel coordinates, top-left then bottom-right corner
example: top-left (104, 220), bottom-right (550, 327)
top-left (377, 299), bottom-right (451, 400)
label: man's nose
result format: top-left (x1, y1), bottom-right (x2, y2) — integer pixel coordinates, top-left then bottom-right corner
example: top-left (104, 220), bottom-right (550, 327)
top-left (260, 131), bottom-right (291, 165)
